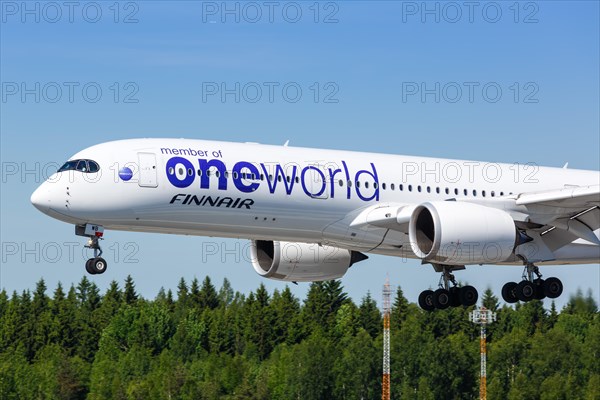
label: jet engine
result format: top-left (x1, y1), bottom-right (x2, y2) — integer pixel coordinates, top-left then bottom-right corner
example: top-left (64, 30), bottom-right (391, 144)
top-left (250, 240), bottom-right (368, 282)
top-left (409, 201), bottom-right (518, 265)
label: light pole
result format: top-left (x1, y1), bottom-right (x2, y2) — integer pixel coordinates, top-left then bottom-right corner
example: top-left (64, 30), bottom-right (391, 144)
top-left (469, 307), bottom-right (496, 400)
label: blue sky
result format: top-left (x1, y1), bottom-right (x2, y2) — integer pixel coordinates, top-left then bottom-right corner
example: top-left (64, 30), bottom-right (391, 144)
top-left (1, 1), bottom-right (599, 308)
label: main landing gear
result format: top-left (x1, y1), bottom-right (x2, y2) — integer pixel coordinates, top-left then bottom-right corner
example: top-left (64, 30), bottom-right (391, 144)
top-left (76, 223), bottom-right (108, 275)
top-left (418, 265), bottom-right (478, 311)
top-left (501, 262), bottom-right (563, 304)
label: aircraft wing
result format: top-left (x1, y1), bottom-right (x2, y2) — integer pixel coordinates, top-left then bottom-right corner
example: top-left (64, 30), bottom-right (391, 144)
top-left (514, 184), bottom-right (600, 245)
top-left (348, 185), bottom-right (600, 245)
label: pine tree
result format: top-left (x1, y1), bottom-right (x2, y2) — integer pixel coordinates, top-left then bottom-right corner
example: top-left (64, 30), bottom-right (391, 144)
top-left (176, 278), bottom-right (188, 306)
top-left (123, 275), bottom-right (138, 305)
top-left (244, 284), bottom-right (273, 360)
top-left (199, 276), bottom-right (219, 310)
top-left (548, 301), bottom-right (559, 329)
top-left (218, 278), bottom-right (234, 307)
top-left (392, 286), bottom-right (409, 328)
top-left (482, 287), bottom-right (499, 311)
top-left (302, 282), bottom-right (329, 331)
top-left (323, 280), bottom-right (348, 315)
top-left (189, 278), bottom-right (201, 307)
top-left (51, 283), bottom-right (77, 354)
top-left (358, 292), bottom-right (381, 338)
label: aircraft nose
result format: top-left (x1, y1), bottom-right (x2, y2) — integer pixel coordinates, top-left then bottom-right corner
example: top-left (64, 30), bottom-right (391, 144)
top-left (31, 182), bottom-right (51, 213)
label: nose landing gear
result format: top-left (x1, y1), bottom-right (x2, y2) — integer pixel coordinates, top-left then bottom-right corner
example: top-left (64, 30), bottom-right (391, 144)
top-left (76, 224), bottom-right (108, 275)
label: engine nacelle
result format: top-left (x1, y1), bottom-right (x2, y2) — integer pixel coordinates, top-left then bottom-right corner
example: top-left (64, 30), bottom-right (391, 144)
top-left (250, 240), bottom-right (368, 282)
top-left (409, 201), bottom-right (518, 265)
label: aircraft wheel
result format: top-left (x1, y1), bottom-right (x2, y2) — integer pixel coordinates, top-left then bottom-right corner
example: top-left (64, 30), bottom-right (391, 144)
top-left (517, 280), bottom-right (535, 302)
top-left (85, 258), bottom-right (96, 275)
top-left (459, 286), bottom-right (478, 307)
top-left (533, 278), bottom-right (546, 300)
top-left (544, 277), bottom-right (563, 299)
top-left (91, 257), bottom-right (107, 275)
top-left (418, 290), bottom-right (435, 312)
top-left (449, 287), bottom-right (461, 307)
top-left (433, 289), bottom-right (451, 310)
top-left (501, 282), bottom-right (518, 303)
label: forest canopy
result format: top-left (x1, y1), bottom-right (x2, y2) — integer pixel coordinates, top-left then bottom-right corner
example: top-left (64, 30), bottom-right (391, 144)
top-left (0, 276), bottom-right (598, 400)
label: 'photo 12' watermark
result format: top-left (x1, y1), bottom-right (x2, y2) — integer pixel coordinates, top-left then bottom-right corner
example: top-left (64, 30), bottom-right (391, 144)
top-left (401, 81), bottom-right (539, 104)
top-left (202, 81), bottom-right (340, 104)
top-left (2, 241), bottom-right (139, 264)
top-left (1, 82), bottom-right (140, 104)
top-left (1, 1), bottom-right (140, 23)
top-left (201, 1), bottom-right (339, 24)
top-left (400, 1), bottom-right (539, 24)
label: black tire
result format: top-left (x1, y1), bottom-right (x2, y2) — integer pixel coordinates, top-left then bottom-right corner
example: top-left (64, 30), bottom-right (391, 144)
top-left (91, 257), bottom-right (107, 274)
top-left (85, 258), bottom-right (96, 275)
top-left (516, 280), bottom-right (535, 302)
top-left (449, 286), bottom-right (461, 307)
top-left (501, 282), bottom-right (518, 303)
top-left (418, 290), bottom-right (435, 312)
top-left (459, 286), bottom-right (478, 307)
top-left (433, 289), bottom-right (451, 310)
top-left (533, 278), bottom-right (546, 300)
top-left (544, 277), bottom-right (563, 299)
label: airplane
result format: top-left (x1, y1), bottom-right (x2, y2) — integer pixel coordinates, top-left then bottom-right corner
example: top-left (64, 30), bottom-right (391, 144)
top-left (30, 138), bottom-right (600, 311)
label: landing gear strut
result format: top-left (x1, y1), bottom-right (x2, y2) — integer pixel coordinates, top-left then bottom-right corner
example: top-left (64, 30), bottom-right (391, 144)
top-left (76, 224), bottom-right (107, 275)
top-left (501, 261), bottom-right (563, 304)
top-left (418, 265), bottom-right (478, 311)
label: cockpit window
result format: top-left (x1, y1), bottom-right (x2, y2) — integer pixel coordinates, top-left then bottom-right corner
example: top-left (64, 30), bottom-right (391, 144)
top-left (76, 160), bottom-right (88, 172)
top-left (58, 159), bottom-right (100, 173)
top-left (88, 161), bottom-right (99, 173)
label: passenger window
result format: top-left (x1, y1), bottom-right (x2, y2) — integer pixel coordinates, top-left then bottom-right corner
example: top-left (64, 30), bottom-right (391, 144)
top-left (390, 183), bottom-right (395, 190)
top-left (339, 180), bottom-right (344, 187)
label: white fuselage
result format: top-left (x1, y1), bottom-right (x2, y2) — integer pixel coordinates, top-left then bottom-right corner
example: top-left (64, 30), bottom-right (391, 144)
top-left (31, 138), bottom-right (600, 265)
